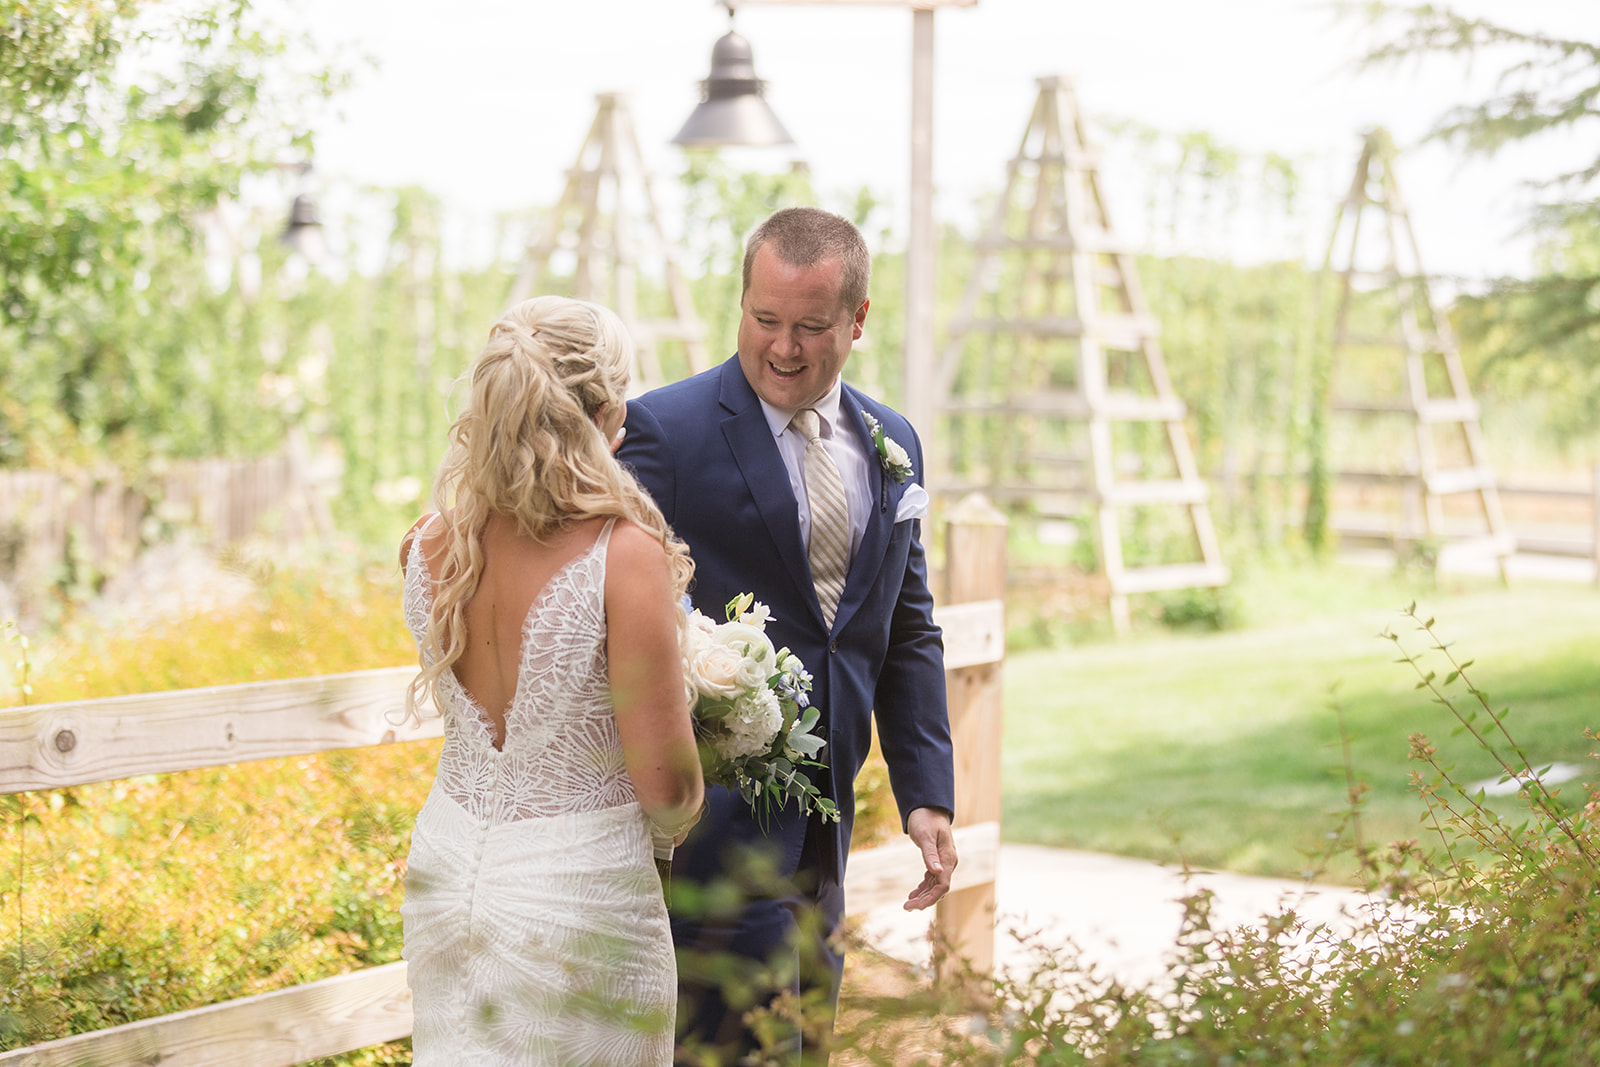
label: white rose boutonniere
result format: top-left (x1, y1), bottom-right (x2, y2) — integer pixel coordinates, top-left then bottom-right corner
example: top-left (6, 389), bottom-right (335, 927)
top-left (861, 410), bottom-right (913, 484)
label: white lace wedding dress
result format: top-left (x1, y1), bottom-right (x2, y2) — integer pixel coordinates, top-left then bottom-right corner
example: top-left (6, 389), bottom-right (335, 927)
top-left (401, 518), bottom-right (675, 1066)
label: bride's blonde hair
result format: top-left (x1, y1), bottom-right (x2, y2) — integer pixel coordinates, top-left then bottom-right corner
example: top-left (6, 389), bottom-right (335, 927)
top-left (406, 295), bottom-right (693, 720)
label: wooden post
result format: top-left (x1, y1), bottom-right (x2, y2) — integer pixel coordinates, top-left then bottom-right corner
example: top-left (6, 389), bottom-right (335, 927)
top-left (934, 492), bottom-right (1007, 977)
top-left (904, 7), bottom-right (936, 455)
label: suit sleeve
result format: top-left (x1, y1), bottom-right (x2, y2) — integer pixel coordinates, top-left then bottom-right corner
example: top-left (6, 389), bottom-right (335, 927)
top-left (617, 399), bottom-right (676, 525)
top-left (871, 424), bottom-right (956, 829)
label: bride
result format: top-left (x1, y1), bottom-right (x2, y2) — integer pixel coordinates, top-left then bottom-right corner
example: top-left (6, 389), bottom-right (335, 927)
top-left (398, 296), bottom-right (704, 1065)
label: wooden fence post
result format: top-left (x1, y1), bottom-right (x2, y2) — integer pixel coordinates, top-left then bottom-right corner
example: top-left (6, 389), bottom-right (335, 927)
top-left (934, 492), bottom-right (1007, 977)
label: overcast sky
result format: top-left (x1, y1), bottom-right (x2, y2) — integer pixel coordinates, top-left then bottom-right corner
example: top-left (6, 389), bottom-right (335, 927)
top-left (281, 0), bottom-right (1598, 281)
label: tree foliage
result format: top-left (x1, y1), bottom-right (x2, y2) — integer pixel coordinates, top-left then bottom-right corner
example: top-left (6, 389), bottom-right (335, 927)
top-left (1356, 3), bottom-right (1600, 375)
top-left (0, 0), bottom-right (344, 468)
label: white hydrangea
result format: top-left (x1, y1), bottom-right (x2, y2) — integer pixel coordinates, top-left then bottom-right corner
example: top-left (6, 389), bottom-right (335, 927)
top-left (713, 686), bottom-right (783, 761)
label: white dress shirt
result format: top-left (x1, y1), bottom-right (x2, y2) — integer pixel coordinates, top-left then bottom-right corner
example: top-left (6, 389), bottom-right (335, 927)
top-left (758, 376), bottom-right (872, 563)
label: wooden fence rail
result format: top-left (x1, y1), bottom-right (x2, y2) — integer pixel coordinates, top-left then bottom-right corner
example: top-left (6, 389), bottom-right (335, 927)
top-left (0, 497), bottom-right (1005, 1067)
top-left (1330, 463), bottom-right (1600, 584)
top-left (1494, 466), bottom-right (1600, 584)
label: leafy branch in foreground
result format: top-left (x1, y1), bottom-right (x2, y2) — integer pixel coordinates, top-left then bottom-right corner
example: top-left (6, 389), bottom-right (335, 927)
top-left (1382, 602), bottom-right (1596, 877)
top-left (825, 607), bottom-right (1599, 1064)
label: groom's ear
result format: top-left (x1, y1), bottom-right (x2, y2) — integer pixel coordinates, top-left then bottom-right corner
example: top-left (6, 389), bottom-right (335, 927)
top-left (850, 298), bottom-right (870, 341)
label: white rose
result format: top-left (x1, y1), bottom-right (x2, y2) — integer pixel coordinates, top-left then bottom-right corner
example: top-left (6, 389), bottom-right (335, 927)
top-left (713, 621), bottom-right (778, 690)
top-left (688, 640), bottom-right (743, 699)
top-left (736, 661), bottom-right (772, 694)
top-left (716, 620), bottom-right (774, 656)
top-left (883, 437), bottom-right (912, 472)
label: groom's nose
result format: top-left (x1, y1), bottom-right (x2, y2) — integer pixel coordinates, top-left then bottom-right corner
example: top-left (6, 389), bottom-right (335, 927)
top-left (772, 329), bottom-right (802, 358)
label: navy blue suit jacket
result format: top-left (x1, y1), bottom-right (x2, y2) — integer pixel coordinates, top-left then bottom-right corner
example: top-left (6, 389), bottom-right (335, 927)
top-left (619, 357), bottom-right (954, 888)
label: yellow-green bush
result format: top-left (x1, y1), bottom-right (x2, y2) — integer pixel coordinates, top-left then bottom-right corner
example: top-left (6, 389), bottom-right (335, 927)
top-left (0, 554), bottom-right (896, 1058)
top-left (0, 560), bottom-right (432, 1056)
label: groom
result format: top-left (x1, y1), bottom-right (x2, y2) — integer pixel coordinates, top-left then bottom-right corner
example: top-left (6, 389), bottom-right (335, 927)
top-left (619, 206), bottom-right (956, 1060)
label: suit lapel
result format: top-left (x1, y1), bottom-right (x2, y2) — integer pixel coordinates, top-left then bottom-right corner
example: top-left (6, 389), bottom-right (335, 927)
top-left (718, 362), bottom-right (817, 617)
top-left (830, 389), bottom-right (901, 635)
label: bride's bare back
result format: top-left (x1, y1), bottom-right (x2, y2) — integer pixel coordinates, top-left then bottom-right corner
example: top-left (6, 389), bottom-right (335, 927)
top-left (402, 510), bottom-right (700, 827)
top-left (410, 512), bottom-right (611, 748)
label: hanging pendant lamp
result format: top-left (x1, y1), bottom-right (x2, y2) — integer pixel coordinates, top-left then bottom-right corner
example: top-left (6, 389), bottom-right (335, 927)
top-left (672, 26), bottom-right (793, 148)
top-left (280, 191), bottom-right (327, 263)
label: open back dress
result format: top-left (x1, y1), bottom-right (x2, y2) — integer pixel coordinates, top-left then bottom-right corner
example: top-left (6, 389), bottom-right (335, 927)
top-left (401, 518), bottom-right (674, 1066)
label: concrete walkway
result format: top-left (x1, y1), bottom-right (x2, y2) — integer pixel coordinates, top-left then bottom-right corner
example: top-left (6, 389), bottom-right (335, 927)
top-left (856, 844), bottom-right (1367, 989)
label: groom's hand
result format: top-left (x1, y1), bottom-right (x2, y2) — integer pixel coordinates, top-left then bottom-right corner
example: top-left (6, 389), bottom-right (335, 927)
top-left (903, 807), bottom-right (958, 911)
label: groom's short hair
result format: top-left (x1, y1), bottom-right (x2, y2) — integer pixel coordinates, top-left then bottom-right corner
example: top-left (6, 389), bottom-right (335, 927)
top-left (742, 207), bottom-right (871, 315)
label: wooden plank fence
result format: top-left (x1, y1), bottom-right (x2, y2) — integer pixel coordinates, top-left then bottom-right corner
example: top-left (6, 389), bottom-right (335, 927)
top-left (0, 448), bottom-right (329, 621)
top-left (1331, 463), bottom-right (1600, 583)
top-left (0, 496), bottom-right (1007, 1067)
top-left (1494, 466), bottom-right (1600, 584)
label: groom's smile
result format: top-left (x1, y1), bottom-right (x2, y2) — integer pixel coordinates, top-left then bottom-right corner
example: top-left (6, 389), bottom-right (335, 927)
top-left (737, 245), bottom-right (869, 412)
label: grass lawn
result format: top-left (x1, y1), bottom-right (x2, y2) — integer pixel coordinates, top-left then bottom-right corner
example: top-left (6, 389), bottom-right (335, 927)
top-left (1001, 559), bottom-right (1600, 883)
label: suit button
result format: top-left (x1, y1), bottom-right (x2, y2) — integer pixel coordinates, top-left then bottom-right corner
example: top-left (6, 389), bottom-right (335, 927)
top-left (829, 640), bottom-right (838, 653)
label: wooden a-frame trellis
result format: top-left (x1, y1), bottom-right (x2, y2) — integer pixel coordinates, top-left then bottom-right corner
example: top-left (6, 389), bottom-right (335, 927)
top-left (937, 75), bottom-right (1227, 632)
top-left (506, 92), bottom-right (709, 392)
top-left (1318, 128), bottom-right (1512, 577)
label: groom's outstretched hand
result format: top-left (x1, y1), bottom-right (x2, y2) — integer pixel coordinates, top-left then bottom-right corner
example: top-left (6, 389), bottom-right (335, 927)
top-left (903, 807), bottom-right (958, 911)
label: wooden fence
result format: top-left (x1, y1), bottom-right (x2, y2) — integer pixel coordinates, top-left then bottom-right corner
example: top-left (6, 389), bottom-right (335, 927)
top-left (1495, 466), bottom-right (1600, 584)
top-left (0, 446), bottom-right (329, 620)
top-left (1331, 460), bottom-right (1593, 579)
top-left (0, 497), bottom-right (1006, 1067)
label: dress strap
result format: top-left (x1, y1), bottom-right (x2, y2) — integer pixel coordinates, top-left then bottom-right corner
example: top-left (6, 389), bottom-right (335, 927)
top-left (590, 518), bottom-right (619, 607)
top-left (404, 513), bottom-right (442, 571)
top-left (595, 516), bottom-right (619, 553)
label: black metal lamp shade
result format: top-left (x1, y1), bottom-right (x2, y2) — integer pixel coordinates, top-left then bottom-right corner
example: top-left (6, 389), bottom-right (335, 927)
top-left (280, 192), bottom-right (327, 263)
top-left (672, 30), bottom-right (794, 148)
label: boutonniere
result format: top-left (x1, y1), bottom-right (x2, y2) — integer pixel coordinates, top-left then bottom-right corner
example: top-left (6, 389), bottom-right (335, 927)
top-left (861, 410), bottom-right (913, 484)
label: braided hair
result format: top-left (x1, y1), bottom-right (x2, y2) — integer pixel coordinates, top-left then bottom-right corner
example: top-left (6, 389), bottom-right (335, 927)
top-left (406, 296), bottom-right (693, 721)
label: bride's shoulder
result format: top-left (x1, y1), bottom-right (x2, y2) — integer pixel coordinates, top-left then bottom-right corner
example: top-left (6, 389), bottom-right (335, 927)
top-left (398, 511), bottom-right (448, 571)
top-left (604, 518), bottom-right (663, 560)
top-left (603, 520), bottom-right (671, 584)
top-left (603, 521), bottom-right (675, 630)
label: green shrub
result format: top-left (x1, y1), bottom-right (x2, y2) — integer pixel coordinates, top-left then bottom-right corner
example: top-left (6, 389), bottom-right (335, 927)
top-left (1152, 583), bottom-right (1238, 632)
top-left (833, 604), bottom-right (1600, 1064)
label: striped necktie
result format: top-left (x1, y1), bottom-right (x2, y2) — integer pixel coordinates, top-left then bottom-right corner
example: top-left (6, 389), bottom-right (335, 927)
top-left (791, 407), bottom-right (850, 628)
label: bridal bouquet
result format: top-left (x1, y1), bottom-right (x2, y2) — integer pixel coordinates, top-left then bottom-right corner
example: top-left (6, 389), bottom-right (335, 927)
top-left (682, 593), bottom-right (840, 828)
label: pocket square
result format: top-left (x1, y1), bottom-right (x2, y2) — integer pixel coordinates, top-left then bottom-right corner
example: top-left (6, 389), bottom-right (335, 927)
top-left (894, 483), bottom-right (929, 523)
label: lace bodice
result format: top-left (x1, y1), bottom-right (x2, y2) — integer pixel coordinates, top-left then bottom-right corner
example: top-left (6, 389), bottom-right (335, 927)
top-left (403, 519), bottom-right (636, 825)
